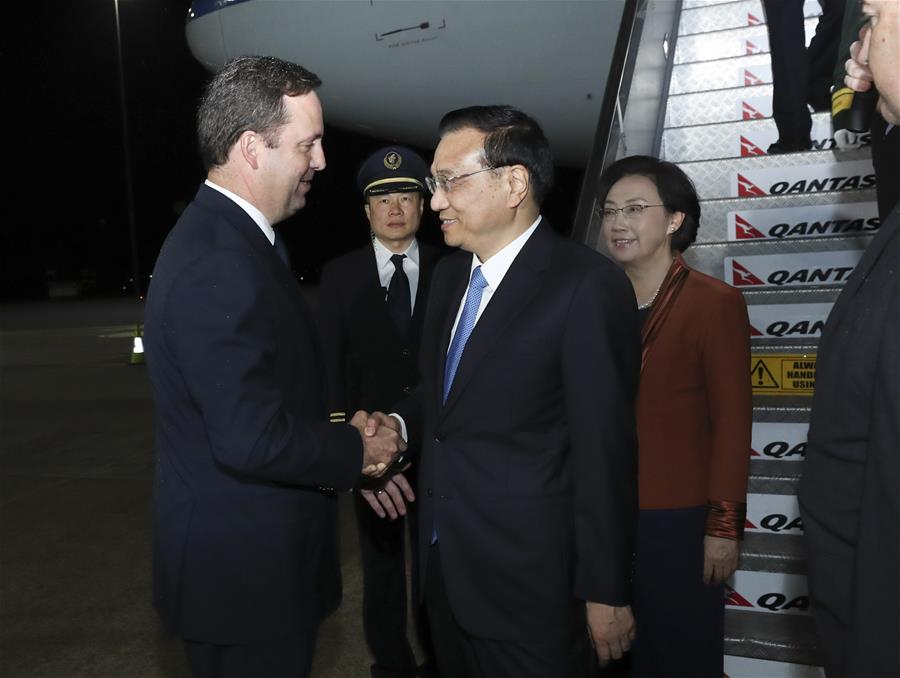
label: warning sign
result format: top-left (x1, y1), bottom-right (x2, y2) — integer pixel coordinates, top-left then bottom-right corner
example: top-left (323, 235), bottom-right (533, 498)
top-left (751, 355), bottom-right (817, 395)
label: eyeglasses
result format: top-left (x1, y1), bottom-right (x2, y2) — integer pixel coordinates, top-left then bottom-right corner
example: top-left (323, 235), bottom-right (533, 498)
top-left (597, 204), bottom-right (665, 221)
top-left (425, 166), bottom-right (502, 194)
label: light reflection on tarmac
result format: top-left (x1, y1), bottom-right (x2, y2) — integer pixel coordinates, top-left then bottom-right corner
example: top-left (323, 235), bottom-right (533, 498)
top-left (0, 296), bottom-right (390, 678)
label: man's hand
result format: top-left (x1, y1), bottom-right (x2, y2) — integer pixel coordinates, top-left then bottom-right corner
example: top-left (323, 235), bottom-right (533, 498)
top-left (585, 602), bottom-right (635, 667)
top-left (360, 472), bottom-right (415, 519)
top-left (844, 29), bottom-right (874, 93)
top-left (349, 410), bottom-right (405, 476)
top-left (703, 535), bottom-right (740, 584)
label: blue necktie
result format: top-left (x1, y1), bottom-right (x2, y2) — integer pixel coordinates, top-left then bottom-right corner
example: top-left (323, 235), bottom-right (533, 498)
top-left (443, 266), bottom-right (488, 403)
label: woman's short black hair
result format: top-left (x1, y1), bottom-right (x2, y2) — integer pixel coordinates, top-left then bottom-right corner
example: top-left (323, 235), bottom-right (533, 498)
top-left (596, 155), bottom-right (701, 252)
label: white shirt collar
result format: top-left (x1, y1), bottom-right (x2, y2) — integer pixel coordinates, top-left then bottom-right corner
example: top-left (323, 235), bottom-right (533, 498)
top-left (469, 215), bottom-right (542, 291)
top-left (205, 179), bottom-right (275, 245)
top-left (373, 237), bottom-right (420, 270)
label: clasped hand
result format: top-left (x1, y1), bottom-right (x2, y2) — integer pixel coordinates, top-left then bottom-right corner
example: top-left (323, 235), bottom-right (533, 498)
top-left (350, 411), bottom-right (415, 519)
top-left (349, 410), bottom-right (405, 477)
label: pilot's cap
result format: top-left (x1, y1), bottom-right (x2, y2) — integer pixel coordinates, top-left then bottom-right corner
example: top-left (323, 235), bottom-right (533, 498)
top-left (357, 146), bottom-right (428, 198)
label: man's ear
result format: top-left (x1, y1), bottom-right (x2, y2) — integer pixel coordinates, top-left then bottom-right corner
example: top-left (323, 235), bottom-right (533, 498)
top-left (506, 165), bottom-right (530, 208)
top-left (363, 201), bottom-right (371, 220)
top-left (238, 131), bottom-right (260, 170)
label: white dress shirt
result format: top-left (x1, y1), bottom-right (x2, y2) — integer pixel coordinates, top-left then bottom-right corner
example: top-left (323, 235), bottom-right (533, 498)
top-left (205, 179), bottom-right (275, 246)
top-left (373, 237), bottom-right (420, 312)
top-left (447, 215), bottom-right (542, 347)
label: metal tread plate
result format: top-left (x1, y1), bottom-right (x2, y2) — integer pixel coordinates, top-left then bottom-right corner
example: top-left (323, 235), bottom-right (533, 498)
top-left (725, 611), bottom-right (820, 666)
top-left (670, 53), bottom-right (775, 95)
top-left (754, 395), bottom-right (815, 412)
top-left (662, 112), bottom-right (836, 163)
top-left (666, 84), bottom-right (774, 127)
top-left (680, 0), bottom-right (821, 36)
top-left (676, 147), bottom-right (874, 200)
top-left (748, 472), bottom-right (800, 496)
top-left (675, 17), bottom-right (817, 64)
top-left (696, 190), bottom-right (879, 244)
top-left (683, 235), bottom-right (873, 284)
top-left (739, 532), bottom-right (805, 574)
top-left (750, 457), bottom-right (804, 483)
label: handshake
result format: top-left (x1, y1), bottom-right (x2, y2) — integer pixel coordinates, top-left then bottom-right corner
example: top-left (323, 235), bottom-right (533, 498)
top-left (350, 410), bottom-right (406, 477)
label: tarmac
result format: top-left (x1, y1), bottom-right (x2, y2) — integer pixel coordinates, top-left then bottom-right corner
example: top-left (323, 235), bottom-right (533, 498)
top-left (0, 296), bottom-right (416, 678)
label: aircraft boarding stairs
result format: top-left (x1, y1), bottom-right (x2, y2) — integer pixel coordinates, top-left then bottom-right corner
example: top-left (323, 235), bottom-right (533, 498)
top-left (588, 1), bottom-right (877, 676)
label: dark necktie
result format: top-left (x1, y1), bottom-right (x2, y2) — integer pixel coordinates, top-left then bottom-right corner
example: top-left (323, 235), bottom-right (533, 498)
top-left (387, 254), bottom-right (411, 337)
top-left (273, 232), bottom-right (290, 269)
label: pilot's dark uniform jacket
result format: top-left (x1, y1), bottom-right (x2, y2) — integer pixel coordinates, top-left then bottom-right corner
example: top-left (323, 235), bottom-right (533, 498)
top-left (317, 146), bottom-right (438, 678)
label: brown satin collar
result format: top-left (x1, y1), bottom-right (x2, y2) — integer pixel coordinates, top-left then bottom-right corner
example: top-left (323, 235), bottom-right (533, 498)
top-left (640, 253), bottom-right (690, 374)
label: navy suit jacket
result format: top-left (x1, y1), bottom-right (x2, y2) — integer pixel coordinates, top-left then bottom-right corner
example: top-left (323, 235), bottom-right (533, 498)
top-left (396, 222), bottom-right (640, 642)
top-left (144, 184), bottom-right (362, 644)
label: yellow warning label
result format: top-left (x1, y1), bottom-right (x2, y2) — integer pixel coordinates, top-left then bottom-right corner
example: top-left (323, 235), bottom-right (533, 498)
top-left (751, 354), bottom-right (817, 396)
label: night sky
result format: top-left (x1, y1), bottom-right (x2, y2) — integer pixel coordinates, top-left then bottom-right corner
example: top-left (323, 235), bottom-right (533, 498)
top-left (6, 1), bottom-right (582, 301)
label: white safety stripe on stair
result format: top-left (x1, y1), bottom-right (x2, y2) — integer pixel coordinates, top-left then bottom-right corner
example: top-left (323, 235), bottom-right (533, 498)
top-left (727, 571), bottom-right (810, 615)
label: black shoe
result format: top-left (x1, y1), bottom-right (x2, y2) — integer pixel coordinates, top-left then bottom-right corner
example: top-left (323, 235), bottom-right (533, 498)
top-left (767, 138), bottom-right (812, 154)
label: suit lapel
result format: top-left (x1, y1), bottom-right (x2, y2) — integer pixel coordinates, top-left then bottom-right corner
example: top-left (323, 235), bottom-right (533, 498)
top-left (440, 224), bottom-right (554, 416)
top-left (431, 254), bottom-right (471, 415)
top-left (195, 184), bottom-right (323, 368)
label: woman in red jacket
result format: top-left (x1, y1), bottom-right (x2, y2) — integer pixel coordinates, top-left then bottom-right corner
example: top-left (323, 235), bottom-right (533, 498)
top-left (597, 156), bottom-right (751, 677)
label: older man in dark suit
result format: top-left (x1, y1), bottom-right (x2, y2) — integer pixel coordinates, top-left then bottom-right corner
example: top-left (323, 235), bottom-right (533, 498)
top-left (143, 56), bottom-right (402, 678)
top-left (318, 146), bottom-right (438, 678)
top-left (800, 3), bottom-right (900, 676)
top-left (362, 106), bottom-right (640, 677)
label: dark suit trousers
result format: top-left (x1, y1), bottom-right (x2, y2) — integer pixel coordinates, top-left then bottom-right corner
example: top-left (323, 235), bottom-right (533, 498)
top-left (763, 0), bottom-right (844, 140)
top-left (424, 544), bottom-right (592, 678)
top-left (183, 629), bottom-right (316, 678)
top-left (355, 486), bottom-right (431, 678)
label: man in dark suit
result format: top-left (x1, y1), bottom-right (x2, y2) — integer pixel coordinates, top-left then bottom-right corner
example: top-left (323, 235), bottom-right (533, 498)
top-left (143, 56), bottom-right (402, 678)
top-left (362, 106), bottom-right (641, 677)
top-left (317, 146), bottom-right (438, 678)
top-left (800, 4), bottom-right (900, 676)
top-left (762, 0), bottom-right (844, 153)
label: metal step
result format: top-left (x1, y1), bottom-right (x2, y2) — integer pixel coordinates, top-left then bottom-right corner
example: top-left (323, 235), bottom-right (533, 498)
top-left (679, 0), bottom-right (821, 36)
top-left (754, 394), bottom-right (814, 411)
top-left (670, 53), bottom-right (773, 95)
top-left (740, 532), bottom-right (805, 573)
top-left (729, 570), bottom-right (810, 616)
top-left (666, 84), bottom-right (775, 127)
top-left (675, 17), bottom-right (817, 64)
top-left (662, 112), bottom-right (838, 163)
top-left (748, 471), bottom-right (801, 496)
top-left (743, 288), bottom-right (839, 346)
top-left (695, 190), bottom-right (879, 244)
top-left (725, 610), bottom-right (820, 666)
top-left (748, 300), bottom-right (833, 344)
top-left (752, 398), bottom-right (812, 420)
top-left (683, 0), bottom-right (745, 9)
top-left (751, 458), bottom-right (804, 486)
top-left (677, 147), bottom-right (874, 200)
top-left (683, 236), bottom-right (871, 286)
top-left (724, 654), bottom-right (824, 678)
